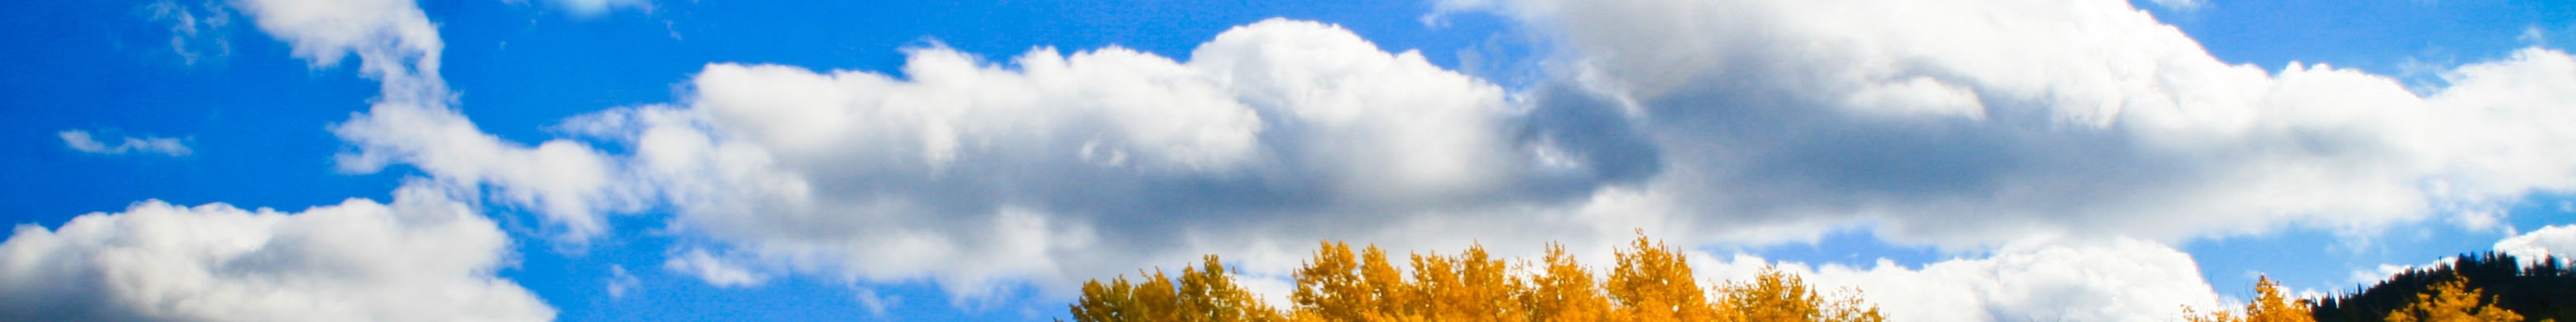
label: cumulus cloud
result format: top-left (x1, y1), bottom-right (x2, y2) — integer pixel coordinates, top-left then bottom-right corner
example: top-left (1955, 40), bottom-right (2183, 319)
top-left (554, 18), bottom-right (1640, 299)
top-left (2496, 224), bottom-right (2576, 264)
top-left (1440, 0), bottom-right (2576, 247)
top-left (59, 129), bottom-right (192, 156)
top-left (330, 99), bottom-right (633, 241)
top-left (0, 184), bottom-right (553, 321)
top-left (228, 0), bottom-right (631, 241)
top-left (176, 0), bottom-right (2576, 319)
top-left (549, 2), bottom-right (2576, 313)
top-left (1698, 238), bottom-right (2222, 322)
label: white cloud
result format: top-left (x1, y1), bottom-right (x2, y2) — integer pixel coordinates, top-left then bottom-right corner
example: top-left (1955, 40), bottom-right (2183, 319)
top-left (539, 0), bottom-right (649, 17)
top-left (2521, 25), bottom-right (2550, 47)
top-left (227, 0), bottom-right (443, 100)
top-left (1438, 0), bottom-right (2576, 248)
top-left (1698, 238), bottom-right (2223, 322)
top-left (555, 3), bottom-right (2576, 314)
top-left (329, 99), bottom-right (634, 241)
top-left (227, 0), bottom-right (633, 242)
top-left (568, 18), bottom-right (1575, 299)
top-left (2147, 0), bottom-right (2207, 11)
top-left (605, 264), bottom-right (640, 299)
top-left (58, 129), bottom-right (192, 156)
top-left (143, 0), bottom-right (232, 66)
top-left (0, 184), bottom-right (553, 321)
top-left (2495, 224), bottom-right (2576, 264)
top-left (187, 0), bottom-right (2576, 318)
top-left (0, 0), bottom-right (588, 319)
top-left (663, 248), bottom-right (765, 287)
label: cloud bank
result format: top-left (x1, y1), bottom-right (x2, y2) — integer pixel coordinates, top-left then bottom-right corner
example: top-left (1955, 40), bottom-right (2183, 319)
top-left (1444, 0), bottom-right (2576, 246)
top-left (0, 184), bottom-right (551, 321)
top-left (391, 0), bottom-right (2570, 317)
top-left (564, 18), bottom-right (1595, 298)
top-left (23, 0), bottom-right (2575, 319)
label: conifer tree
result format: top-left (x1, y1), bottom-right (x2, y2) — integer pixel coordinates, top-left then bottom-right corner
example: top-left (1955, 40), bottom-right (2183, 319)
top-left (2384, 275), bottom-right (2522, 322)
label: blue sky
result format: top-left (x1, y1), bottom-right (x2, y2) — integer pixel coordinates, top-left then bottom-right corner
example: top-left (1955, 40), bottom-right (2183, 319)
top-left (4, 0), bottom-right (2575, 321)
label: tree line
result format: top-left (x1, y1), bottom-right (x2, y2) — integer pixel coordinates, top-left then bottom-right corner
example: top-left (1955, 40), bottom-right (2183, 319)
top-left (2300, 252), bottom-right (2573, 322)
top-left (1065, 235), bottom-right (2571, 322)
top-left (1065, 233), bottom-right (1879, 321)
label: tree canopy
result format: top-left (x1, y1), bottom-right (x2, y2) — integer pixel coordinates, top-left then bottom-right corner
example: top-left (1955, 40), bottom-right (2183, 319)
top-left (1067, 233), bottom-right (1879, 322)
top-left (1072, 237), bottom-right (2571, 321)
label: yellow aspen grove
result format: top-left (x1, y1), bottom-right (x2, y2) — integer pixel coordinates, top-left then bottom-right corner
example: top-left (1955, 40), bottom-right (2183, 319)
top-left (1291, 241), bottom-right (1387, 321)
top-left (1072, 233), bottom-right (1889, 322)
top-left (1717, 267), bottom-right (1884, 322)
top-left (2384, 275), bottom-right (2523, 322)
top-left (1178, 256), bottom-right (1287, 322)
top-left (2186, 276), bottom-right (2316, 322)
top-left (1517, 244), bottom-right (1609, 322)
top-left (1407, 244), bottom-right (1521, 321)
top-left (1358, 246), bottom-right (1409, 318)
top-left (2245, 276), bottom-right (2316, 322)
top-left (1604, 233), bottom-right (1725, 322)
top-left (1069, 266), bottom-right (1185, 321)
top-left (1069, 255), bottom-right (1283, 322)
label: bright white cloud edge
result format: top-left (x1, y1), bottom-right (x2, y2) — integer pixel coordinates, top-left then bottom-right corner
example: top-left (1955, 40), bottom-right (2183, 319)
top-left (0, 183), bottom-right (552, 321)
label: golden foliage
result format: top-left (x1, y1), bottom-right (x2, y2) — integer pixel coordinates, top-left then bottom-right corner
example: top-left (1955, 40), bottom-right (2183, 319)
top-left (2384, 275), bottom-right (2523, 322)
top-left (1073, 233), bottom-right (1890, 322)
top-left (1604, 233), bottom-right (1721, 321)
top-left (1071, 255), bottom-right (1285, 322)
top-left (1717, 267), bottom-right (1884, 322)
top-left (2186, 276), bottom-right (2316, 322)
top-left (1518, 244), bottom-right (1608, 322)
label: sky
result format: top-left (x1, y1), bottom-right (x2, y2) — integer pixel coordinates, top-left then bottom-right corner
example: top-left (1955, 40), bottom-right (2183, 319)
top-left (3, 0), bottom-right (2575, 321)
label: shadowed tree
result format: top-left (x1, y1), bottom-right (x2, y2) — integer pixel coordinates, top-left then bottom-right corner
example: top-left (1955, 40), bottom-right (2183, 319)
top-left (2383, 274), bottom-right (2522, 322)
top-left (2314, 254), bottom-right (2573, 322)
top-left (1069, 255), bottom-right (1283, 322)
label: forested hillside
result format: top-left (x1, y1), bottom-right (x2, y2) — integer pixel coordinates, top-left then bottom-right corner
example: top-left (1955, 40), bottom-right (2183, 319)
top-left (2312, 253), bottom-right (2575, 322)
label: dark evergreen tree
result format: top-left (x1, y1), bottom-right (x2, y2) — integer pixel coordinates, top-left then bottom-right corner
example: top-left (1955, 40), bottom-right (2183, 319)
top-left (2311, 252), bottom-right (2575, 322)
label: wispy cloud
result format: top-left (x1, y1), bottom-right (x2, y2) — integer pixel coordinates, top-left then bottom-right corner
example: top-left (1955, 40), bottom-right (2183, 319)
top-left (58, 129), bottom-right (191, 156)
top-left (606, 265), bottom-right (642, 299)
top-left (2147, 0), bottom-right (2207, 11)
top-left (141, 0), bottom-right (231, 66)
top-left (536, 0), bottom-right (650, 17)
